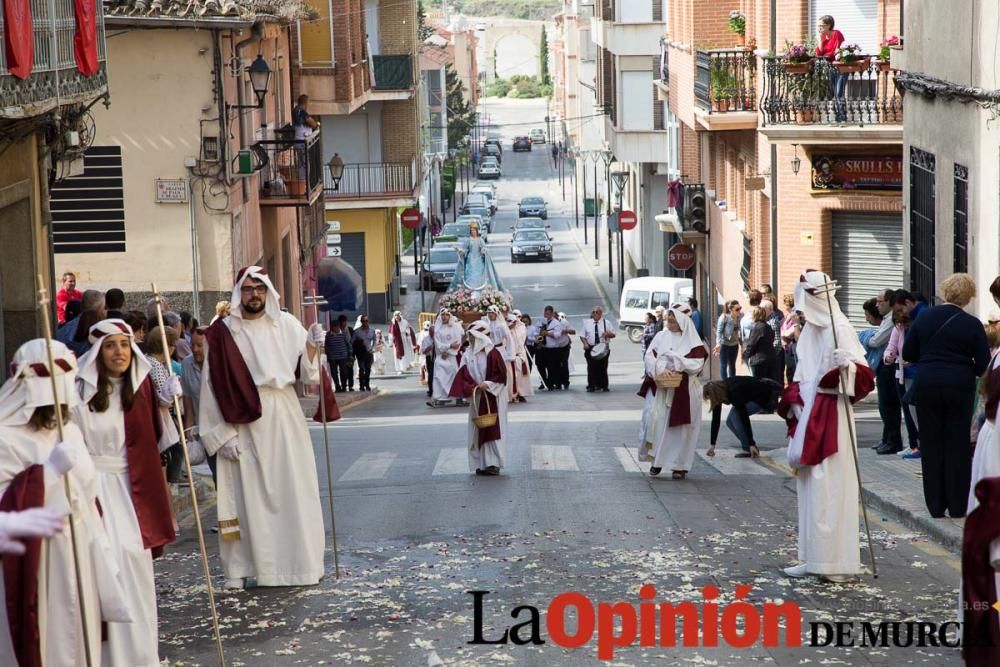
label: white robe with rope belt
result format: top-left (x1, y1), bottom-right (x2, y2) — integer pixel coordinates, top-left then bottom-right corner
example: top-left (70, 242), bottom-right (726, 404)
top-left (432, 323), bottom-right (463, 401)
top-left (199, 313), bottom-right (326, 586)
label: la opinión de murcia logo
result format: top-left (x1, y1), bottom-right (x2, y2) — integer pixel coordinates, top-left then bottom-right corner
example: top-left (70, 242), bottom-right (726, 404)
top-left (467, 586), bottom-right (991, 660)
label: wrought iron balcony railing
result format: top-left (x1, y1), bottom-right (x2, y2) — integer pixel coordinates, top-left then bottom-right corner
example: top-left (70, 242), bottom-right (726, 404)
top-left (256, 131), bottom-right (323, 205)
top-left (324, 160), bottom-right (416, 199)
top-left (760, 56), bottom-right (902, 126)
top-left (0, 0), bottom-right (109, 118)
top-left (372, 55), bottom-right (413, 90)
top-left (696, 49), bottom-right (756, 113)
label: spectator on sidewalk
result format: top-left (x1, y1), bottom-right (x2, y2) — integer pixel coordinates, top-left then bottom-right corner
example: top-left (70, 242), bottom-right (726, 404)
top-left (763, 300), bottom-right (785, 383)
top-left (61, 299), bottom-right (82, 329)
top-left (741, 289), bottom-right (763, 343)
top-left (780, 294), bottom-right (801, 384)
top-left (353, 315), bottom-right (377, 391)
top-left (742, 306), bottom-right (775, 379)
top-left (56, 272), bottom-right (82, 324)
top-left (642, 312), bottom-right (659, 355)
top-left (325, 320), bottom-right (354, 392)
top-left (888, 289), bottom-right (927, 458)
top-left (714, 300), bottom-right (742, 380)
top-left (163, 311), bottom-right (192, 359)
top-left (105, 288), bottom-right (126, 319)
top-left (903, 273), bottom-right (991, 519)
top-left (868, 289), bottom-right (903, 454)
top-left (182, 326), bottom-right (211, 481)
top-left (859, 298), bottom-right (884, 369)
top-left (57, 289), bottom-right (106, 356)
top-left (688, 298), bottom-right (703, 339)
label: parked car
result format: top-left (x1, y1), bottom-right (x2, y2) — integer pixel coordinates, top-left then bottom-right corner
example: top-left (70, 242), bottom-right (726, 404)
top-left (473, 181), bottom-right (497, 195)
top-left (461, 206), bottom-right (493, 232)
top-left (456, 213), bottom-right (489, 234)
top-left (513, 136), bottom-right (532, 152)
top-left (510, 229), bottom-right (553, 263)
top-left (518, 196), bottom-right (547, 219)
top-left (471, 186), bottom-right (497, 214)
top-left (529, 128), bottom-right (546, 143)
top-left (421, 246), bottom-right (460, 291)
top-left (618, 276), bottom-right (694, 343)
top-left (478, 159), bottom-right (501, 179)
top-left (512, 217), bottom-right (547, 233)
top-left (482, 143), bottom-right (502, 163)
top-left (435, 222), bottom-right (474, 246)
top-left (464, 192), bottom-right (490, 210)
top-left (483, 138), bottom-right (503, 154)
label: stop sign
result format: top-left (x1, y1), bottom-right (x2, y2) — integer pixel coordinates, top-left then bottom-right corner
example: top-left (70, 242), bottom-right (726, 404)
top-left (618, 209), bottom-right (637, 230)
top-left (400, 208), bottom-right (421, 229)
top-left (667, 243), bottom-right (696, 272)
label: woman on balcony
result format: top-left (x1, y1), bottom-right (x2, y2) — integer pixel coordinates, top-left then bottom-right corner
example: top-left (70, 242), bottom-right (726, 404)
top-left (815, 15), bottom-right (847, 122)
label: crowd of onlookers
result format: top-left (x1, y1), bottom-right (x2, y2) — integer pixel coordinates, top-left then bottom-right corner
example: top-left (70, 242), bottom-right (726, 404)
top-left (703, 273), bottom-right (999, 521)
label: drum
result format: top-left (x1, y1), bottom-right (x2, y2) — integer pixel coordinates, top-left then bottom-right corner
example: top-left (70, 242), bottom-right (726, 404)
top-left (590, 342), bottom-right (609, 360)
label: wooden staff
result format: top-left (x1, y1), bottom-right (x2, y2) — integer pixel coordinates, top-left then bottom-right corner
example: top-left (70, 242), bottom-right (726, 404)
top-left (150, 283), bottom-right (227, 665)
top-left (36, 275), bottom-right (94, 667)
top-left (303, 291), bottom-right (341, 579)
top-left (818, 276), bottom-right (878, 579)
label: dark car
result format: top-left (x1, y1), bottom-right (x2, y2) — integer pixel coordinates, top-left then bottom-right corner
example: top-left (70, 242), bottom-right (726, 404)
top-left (435, 222), bottom-right (473, 246)
top-left (510, 229), bottom-right (553, 263)
top-left (456, 213), bottom-right (489, 234)
top-left (482, 143), bottom-right (502, 163)
top-left (512, 217), bottom-right (548, 233)
top-left (513, 136), bottom-right (532, 152)
top-left (461, 206), bottom-right (493, 232)
top-left (483, 138), bottom-right (504, 154)
top-left (518, 196), bottom-right (548, 219)
top-left (421, 246), bottom-right (460, 291)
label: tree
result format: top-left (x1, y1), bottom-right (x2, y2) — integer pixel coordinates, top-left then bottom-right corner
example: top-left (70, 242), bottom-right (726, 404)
top-left (418, 0), bottom-right (434, 41)
top-left (446, 64), bottom-right (475, 149)
top-left (539, 25), bottom-right (550, 86)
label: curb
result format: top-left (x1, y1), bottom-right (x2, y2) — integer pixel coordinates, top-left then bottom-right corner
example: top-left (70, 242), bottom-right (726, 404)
top-left (758, 454), bottom-right (962, 554)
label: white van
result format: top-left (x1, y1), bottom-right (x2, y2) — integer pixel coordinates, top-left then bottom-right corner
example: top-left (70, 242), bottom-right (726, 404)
top-left (618, 277), bottom-right (694, 343)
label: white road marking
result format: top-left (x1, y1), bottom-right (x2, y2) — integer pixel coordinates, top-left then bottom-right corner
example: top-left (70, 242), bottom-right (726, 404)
top-left (338, 452), bottom-right (397, 481)
top-left (315, 409), bottom-right (641, 429)
top-left (531, 445), bottom-right (579, 471)
top-left (697, 449), bottom-right (775, 476)
top-left (616, 446), bottom-right (652, 473)
top-left (432, 448), bottom-right (469, 475)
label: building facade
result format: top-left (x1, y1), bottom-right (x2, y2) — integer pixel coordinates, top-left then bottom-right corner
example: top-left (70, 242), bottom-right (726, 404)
top-left (53, 1), bottom-right (323, 323)
top-left (0, 0), bottom-right (110, 377)
top-left (296, 0), bottom-right (423, 323)
top-left (893, 0), bottom-right (1000, 318)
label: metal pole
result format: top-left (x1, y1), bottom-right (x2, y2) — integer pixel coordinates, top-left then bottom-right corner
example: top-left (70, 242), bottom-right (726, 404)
top-left (593, 159), bottom-right (599, 261)
top-left (573, 158), bottom-right (579, 229)
top-left (618, 189), bottom-right (625, 294)
top-left (419, 229), bottom-right (425, 312)
top-left (606, 162), bottom-right (612, 283)
top-left (582, 156), bottom-right (588, 243)
top-left (188, 177), bottom-right (201, 321)
top-left (561, 152), bottom-right (566, 201)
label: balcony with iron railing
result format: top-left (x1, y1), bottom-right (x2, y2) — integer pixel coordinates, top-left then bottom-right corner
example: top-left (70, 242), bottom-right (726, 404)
top-left (693, 49), bottom-right (758, 130)
top-left (0, 0), bottom-right (109, 118)
top-left (324, 159), bottom-right (417, 202)
top-left (759, 55), bottom-right (903, 139)
top-left (256, 131), bottom-right (324, 206)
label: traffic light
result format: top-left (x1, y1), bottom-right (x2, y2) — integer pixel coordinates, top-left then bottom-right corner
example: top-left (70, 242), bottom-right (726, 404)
top-left (683, 183), bottom-right (707, 233)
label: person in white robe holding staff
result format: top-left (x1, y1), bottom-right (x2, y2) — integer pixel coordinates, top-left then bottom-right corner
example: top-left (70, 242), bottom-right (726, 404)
top-left (429, 308), bottom-right (464, 407)
top-left (72, 319), bottom-right (177, 667)
top-left (777, 270), bottom-right (875, 583)
top-left (641, 303), bottom-right (709, 479)
top-left (198, 266), bottom-right (330, 590)
top-left (0, 340), bottom-right (130, 667)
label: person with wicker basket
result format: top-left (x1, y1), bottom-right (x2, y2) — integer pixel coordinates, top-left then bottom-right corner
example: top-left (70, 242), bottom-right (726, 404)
top-left (640, 304), bottom-right (709, 479)
top-left (448, 322), bottom-right (509, 476)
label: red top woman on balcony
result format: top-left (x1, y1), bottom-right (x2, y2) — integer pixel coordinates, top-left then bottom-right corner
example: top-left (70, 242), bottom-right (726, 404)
top-left (815, 15), bottom-right (845, 58)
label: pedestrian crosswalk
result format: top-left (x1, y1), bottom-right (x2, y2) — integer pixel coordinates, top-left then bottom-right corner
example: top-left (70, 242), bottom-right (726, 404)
top-left (329, 444), bottom-right (775, 483)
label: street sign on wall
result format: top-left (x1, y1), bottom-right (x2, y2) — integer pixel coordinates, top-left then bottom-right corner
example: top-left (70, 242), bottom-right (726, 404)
top-left (667, 243), bottom-right (696, 272)
top-left (155, 178), bottom-right (188, 203)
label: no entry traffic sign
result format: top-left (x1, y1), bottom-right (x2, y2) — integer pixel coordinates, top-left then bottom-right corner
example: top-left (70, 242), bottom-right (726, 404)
top-left (667, 243), bottom-right (696, 272)
top-left (400, 208), bottom-right (422, 229)
top-left (618, 209), bottom-right (637, 231)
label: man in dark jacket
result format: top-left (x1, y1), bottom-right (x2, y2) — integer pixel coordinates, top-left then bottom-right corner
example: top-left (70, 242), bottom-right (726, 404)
top-left (704, 376), bottom-right (783, 458)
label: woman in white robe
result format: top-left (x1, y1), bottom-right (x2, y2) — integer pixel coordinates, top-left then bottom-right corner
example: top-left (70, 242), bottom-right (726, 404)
top-left (431, 309), bottom-right (463, 406)
top-left (642, 304), bottom-right (708, 478)
top-left (373, 330), bottom-right (387, 376)
top-left (0, 340), bottom-right (128, 667)
top-left (418, 322), bottom-right (432, 385)
top-left (71, 320), bottom-right (177, 667)
top-left (448, 322), bottom-right (508, 475)
top-left (506, 312), bottom-right (533, 402)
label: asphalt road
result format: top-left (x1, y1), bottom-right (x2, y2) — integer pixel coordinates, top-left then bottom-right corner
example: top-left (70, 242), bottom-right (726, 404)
top-left (155, 98), bottom-right (965, 666)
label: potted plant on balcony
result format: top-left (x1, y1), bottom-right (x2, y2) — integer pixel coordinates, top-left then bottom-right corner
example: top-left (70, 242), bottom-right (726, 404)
top-left (877, 35), bottom-right (899, 72)
top-left (783, 42), bottom-right (813, 74)
top-left (710, 59), bottom-right (729, 111)
top-left (728, 11), bottom-right (746, 46)
top-left (789, 71), bottom-right (820, 124)
top-left (833, 43), bottom-right (870, 74)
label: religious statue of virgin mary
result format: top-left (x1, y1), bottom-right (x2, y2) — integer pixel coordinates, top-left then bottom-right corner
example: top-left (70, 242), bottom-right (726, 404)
top-left (447, 222), bottom-right (505, 293)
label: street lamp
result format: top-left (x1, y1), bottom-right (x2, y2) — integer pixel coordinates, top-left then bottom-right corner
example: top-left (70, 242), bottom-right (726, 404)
top-left (226, 54), bottom-right (272, 111)
top-left (791, 143), bottom-right (802, 175)
top-left (328, 153), bottom-right (345, 191)
top-left (611, 166), bottom-right (631, 296)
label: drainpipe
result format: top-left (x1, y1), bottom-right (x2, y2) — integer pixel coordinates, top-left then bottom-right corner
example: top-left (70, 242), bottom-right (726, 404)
top-left (768, 0), bottom-right (779, 289)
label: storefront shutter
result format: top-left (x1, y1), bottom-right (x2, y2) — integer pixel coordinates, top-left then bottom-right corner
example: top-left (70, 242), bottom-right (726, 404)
top-left (831, 212), bottom-right (903, 327)
top-left (810, 0), bottom-right (879, 54)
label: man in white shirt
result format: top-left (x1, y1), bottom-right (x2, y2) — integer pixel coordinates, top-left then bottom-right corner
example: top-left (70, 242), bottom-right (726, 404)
top-left (539, 305), bottom-right (566, 390)
top-left (580, 305), bottom-right (616, 392)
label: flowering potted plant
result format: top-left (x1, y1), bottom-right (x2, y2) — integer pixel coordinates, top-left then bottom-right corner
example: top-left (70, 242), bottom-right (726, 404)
top-left (878, 35), bottom-right (899, 72)
top-left (728, 11), bottom-right (746, 44)
top-left (833, 43), bottom-right (870, 73)
top-left (783, 41), bottom-right (813, 74)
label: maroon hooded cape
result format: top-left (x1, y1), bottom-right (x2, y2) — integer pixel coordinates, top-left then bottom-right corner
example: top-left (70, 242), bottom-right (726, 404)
top-left (963, 477), bottom-right (1000, 666)
top-left (1, 465), bottom-right (45, 667)
top-left (448, 347), bottom-right (507, 445)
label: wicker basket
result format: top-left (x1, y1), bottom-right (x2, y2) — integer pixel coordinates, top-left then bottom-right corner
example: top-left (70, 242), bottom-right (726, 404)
top-left (654, 371), bottom-right (683, 389)
top-left (471, 386), bottom-right (498, 429)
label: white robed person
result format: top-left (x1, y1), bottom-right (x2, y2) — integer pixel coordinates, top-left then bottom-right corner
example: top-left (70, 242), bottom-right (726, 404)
top-left (429, 308), bottom-right (464, 407)
top-left (506, 311), bottom-right (533, 402)
top-left (0, 340), bottom-right (130, 667)
top-left (482, 305), bottom-right (515, 396)
top-left (776, 270), bottom-right (875, 583)
top-left (641, 303), bottom-right (708, 478)
top-left (199, 266), bottom-right (330, 589)
top-left (389, 311), bottom-right (418, 374)
top-left (72, 319), bottom-right (178, 666)
top-left (448, 322), bottom-right (509, 475)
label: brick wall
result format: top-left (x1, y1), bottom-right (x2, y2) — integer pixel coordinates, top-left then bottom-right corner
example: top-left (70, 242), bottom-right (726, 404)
top-left (380, 0), bottom-right (417, 56)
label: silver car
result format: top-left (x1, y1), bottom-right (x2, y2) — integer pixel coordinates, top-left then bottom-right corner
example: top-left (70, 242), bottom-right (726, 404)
top-left (478, 160), bottom-right (500, 179)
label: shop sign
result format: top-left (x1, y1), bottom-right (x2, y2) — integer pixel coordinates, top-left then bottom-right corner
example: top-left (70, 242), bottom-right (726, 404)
top-left (811, 155), bottom-right (902, 192)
